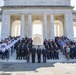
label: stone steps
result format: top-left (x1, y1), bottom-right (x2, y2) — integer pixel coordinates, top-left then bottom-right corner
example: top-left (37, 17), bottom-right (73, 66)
top-left (0, 50), bottom-right (76, 63)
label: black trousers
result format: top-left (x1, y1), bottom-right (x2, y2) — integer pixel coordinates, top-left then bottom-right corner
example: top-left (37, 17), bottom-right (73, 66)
top-left (5, 50), bottom-right (9, 58)
top-left (27, 54), bottom-right (30, 62)
top-left (74, 51), bottom-right (76, 58)
top-left (70, 53), bottom-right (74, 59)
top-left (16, 52), bottom-right (19, 59)
top-left (32, 55), bottom-right (35, 63)
top-left (37, 55), bottom-right (41, 63)
top-left (21, 52), bottom-right (24, 59)
top-left (54, 52), bottom-right (59, 59)
top-left (51, 52), bottom-right (54, 59)
top-left (47, 52), bottom-right (50, 59)
top-left (43, 55), bottom-right (46, 63)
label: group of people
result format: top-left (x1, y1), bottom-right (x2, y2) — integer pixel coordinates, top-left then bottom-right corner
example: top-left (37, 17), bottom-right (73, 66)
top-left (0, 36), bottom-right (19, 60)
top-left (15, 37), bottom-right (32, 61)
top-left (15, 37), bottom-right (59, 63)
top-left (15, 37), bottom-right (42, 63)
top-left (0, 36), bottom-right (76, 62)
top-left (12, 36), bottom-right (76, 63)
top-left (55, 36), bottom-right (76, 60)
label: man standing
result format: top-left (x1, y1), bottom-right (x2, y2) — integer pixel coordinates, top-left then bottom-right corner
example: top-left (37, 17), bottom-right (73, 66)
top-left (26, 46), bottom-right (30, 62)
top-left (16, 43), bottom-right (20, 60)
top-left (31, 45), bottom-right (36, 63)
top-left (1, 41), bottom-right (7, 60)
top-left (42, 46), bottom-right (47, 63)
top-left (47, 45), bottom-right (50, 59)
top-left (21, 43), bottom-right (25, 59)
top-left (74, 44), bottom-right (76, 59)
top-left (51, 45), bottom-right (55, 59)
top-left (70, 44), bottom-right (75, 59)
top-left (54, 44), bottom-right (59, 59)
top-left (37, 45), bottom-right (41, 63)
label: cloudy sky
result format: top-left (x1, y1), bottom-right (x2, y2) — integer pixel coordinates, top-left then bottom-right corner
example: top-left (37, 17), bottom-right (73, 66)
top-left (0, 0), bottom-right (76, 10)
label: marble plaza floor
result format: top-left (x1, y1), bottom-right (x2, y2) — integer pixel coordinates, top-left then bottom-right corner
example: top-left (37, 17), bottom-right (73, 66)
top-left (0, 51), bottom-right (76, 75)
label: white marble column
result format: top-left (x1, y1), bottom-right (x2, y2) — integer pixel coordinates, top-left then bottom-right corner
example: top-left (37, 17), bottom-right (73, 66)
top-left (1, 13), bottom-right (10, 39)
top-left (64, 12), bottom-right (74, 40)
top-left (50, 14), bottom-right (55, 40)
top-left (28, 14), bottom-right (32, 38)
top-left (43, 14), bottom-right (47, 40)
top-left (20, 14), bottom-right (25, 39)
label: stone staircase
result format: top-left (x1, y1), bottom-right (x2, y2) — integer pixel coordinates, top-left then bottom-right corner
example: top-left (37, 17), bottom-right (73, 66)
top-left (0, 48), bottom-right (76, 63)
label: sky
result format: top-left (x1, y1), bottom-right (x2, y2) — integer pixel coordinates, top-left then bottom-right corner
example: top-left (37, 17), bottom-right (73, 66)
top-left (0, 0), bottom-right (76, 10)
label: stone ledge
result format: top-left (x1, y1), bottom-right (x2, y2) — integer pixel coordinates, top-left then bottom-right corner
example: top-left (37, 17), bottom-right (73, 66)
top-left (1, 5), bottom-right (74, 10)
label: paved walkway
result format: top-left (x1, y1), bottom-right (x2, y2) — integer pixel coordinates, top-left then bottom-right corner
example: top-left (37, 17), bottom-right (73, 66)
top-left (0, 51), bottom-right (76, 75)
top-left (0, 62), bottom-right (76, 75)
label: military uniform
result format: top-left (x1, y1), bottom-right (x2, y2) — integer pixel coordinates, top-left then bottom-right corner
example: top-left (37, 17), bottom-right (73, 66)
top-left (24, 42), bottom-right (27, 58)
top-left (31, 46), bottom-right (36, 63)
top-left (51, 46), bottom-right (55, 59)
top-left (54, 46), bottom-right (59, 59)
top-left (37, 46), bottom-right (41, 63)
top-left (21, 43), bottom-right (25, 59)
top-left (16, 44), bottom-right (20, 59)
top-left (74, 46), bottom-right (76, 59)
top-left (19, 43), bottom-right (22, 59)
top-left (47, 46), bottom-right (50, 59)
top-left (26, 47), bottom-right (30, 62)
top-left (42, 47), bottom-right (47, 63)
top-left (70, 46), bottom-right (74, 59)
top-left (0, 43), bottom-right (2, 57)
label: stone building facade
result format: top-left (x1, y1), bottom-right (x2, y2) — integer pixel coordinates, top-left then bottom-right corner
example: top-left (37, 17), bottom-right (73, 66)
top-left (0, 0), bottom-right (76, 45)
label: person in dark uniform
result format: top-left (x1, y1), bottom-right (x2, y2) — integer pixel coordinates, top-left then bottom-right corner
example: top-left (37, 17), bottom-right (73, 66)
top-left (37, 45), bottom-right (41, 63)
top-left (43, 39), bottom-right (47, 48)
top-left (16, 43), bottom-right (20, 60)
top-left (54, 44), bottom-right (59, 59)
top-left (47, 45), bottom-right (50, 59)
top-left (51, 45), bottom-right (55, 59)
top-left (24, 41), bottom-right (27, 59)
top-left (26, 46), bottom-right (30, 62)
top-left (42, 46), bottom-right (47, 63)
top-left (21, 43), bottom-right (25, 59)
top-left (74, 44), bottom-right (76, 59)
top-left (0, 42), bottom-right (2, 58)
top-left (28, 40), bottom-right (32, 53)
top-left (31, 45), bottom-right (36, 63)
top-left (19, 42), bottom-right (22, 60)
top-left (5, 42), bottom-right (9, 60)
top-left (70, 44), bottom-right (75, 59)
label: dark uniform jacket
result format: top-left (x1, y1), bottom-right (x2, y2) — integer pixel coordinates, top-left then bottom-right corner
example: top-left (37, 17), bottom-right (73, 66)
top-left (37, 48), bottom-right (41, 55)
top-left (31, 48), bottom-right (36, 55)
top-left (42, 48), bottom-right (47, 56)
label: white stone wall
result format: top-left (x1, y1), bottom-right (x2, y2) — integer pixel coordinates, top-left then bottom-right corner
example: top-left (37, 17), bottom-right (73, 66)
top-left (73, 14), bottom-right (76, 20)
top-left (1, 12), bottom-right (11, 39)
top-left (47, 16), bottom-right (50, 39)
top-left (24, 16), bottom-right (28, 37)
top-left (64, 11), bottom-right (74, 40)
top-left (4, 0), bottom-right (70, 6)
top-left (1, 6), bottom-right (75, 40)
